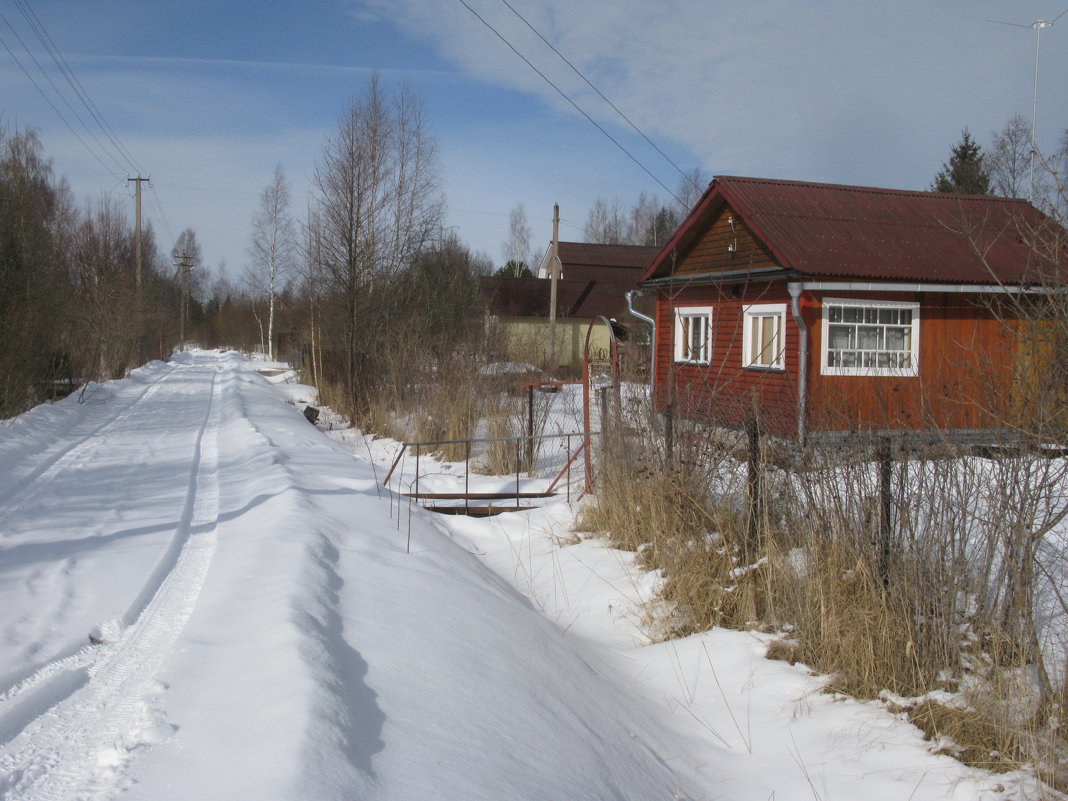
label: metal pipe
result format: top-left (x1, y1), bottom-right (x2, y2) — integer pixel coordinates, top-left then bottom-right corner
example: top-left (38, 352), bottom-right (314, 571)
top-left (787, 282), bottom-right (808, 444)
top-left (625, 289), bottom-right (656, 384)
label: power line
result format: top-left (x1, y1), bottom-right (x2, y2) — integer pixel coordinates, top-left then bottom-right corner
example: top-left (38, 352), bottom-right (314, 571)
top-left (2, 1), bottom-right (182, 253)
top-left (146, 183), bottom-right (176, 245)
top-left (12, 0), bottom-right (146, 176)
top-left (456, 0), bottom-right (683, 205)
top-left (496, 0), bottom-right (699, 195)
top-left (0, 5), bottom-right (128, 176)
top-left (0, 26), bottom-right (122, 179)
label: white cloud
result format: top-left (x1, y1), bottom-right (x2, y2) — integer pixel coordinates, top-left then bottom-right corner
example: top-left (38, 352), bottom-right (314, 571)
top-left (347, 0), bottom-right (1068, 194)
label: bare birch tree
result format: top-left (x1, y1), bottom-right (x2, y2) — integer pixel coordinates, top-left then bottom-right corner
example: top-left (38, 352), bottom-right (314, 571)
top-left (583, 197), bottom-right (628, 244)
top-left (988, 114), bottom-right (1034, 200)
top-left (310, 75), bottom-right (443, 414)
top-left (248, 164), bottom-right (295, 360)
top-left (501, 203), bottom-right (532, 275)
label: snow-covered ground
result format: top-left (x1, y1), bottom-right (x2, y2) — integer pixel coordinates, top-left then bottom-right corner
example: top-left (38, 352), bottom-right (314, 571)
top-left (0, 349), bottom-right (1048, 800)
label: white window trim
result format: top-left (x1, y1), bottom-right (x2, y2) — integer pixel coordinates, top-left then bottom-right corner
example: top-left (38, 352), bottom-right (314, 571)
top-left (742, 303), bottom-right (787, 371)
top-left (820, 297), bottom-right (920, 377)
top-left (673, 306), bottom-right (713, 365)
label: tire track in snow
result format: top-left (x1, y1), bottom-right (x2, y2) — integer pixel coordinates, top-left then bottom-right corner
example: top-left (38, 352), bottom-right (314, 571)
top-left (0, 365), bottom-right (178, 516)
top-left (0, 366), bottom-right (224, 801)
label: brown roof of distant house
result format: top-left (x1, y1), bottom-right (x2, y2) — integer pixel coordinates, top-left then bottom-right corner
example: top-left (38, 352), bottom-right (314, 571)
top-left (641, 176), bottom-right (1064, 285)
top-left (480, 276), bottom-right (630, 319)
top-left (557, 242), bottom-right (659, 270)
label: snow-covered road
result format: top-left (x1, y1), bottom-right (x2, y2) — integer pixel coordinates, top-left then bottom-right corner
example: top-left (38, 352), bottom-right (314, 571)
top-left (0, 351), bottom-right (698, 800)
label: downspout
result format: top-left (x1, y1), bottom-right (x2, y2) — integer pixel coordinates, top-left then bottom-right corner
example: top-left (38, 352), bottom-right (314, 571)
top-left (787, 282), bottom-right (808, 444)
top-left (625, 290), bottom-right (656, 385)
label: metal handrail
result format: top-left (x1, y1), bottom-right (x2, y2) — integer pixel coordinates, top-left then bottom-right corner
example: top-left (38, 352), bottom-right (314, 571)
top-left (395, 429), bottom-right (599, 449)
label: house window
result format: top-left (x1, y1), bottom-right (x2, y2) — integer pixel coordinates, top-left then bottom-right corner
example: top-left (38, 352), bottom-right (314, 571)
top-left (674, 306), bottom-right (712, 364)
top-left (821, 298), bottom-right (919, 376)
top-left (742, 304), bottom-right (786, 370)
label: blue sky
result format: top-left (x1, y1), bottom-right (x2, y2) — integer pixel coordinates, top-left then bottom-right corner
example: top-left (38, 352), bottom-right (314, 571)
top-left (3, 0), bottom-right (1067, 284)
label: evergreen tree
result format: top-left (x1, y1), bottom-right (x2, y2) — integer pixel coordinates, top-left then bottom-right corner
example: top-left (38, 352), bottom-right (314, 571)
top-left (931, 128), bottom-right (991, 195)
top-left (494, 260), bottom-right (533, 278)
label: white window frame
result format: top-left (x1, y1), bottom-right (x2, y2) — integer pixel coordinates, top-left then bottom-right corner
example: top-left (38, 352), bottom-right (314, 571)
top-left (821, 297), bottom-right (919, 377)
top-left (742, 303), bottom-right (787, 371)
top-left (673, 306), bottom-right (712, 365)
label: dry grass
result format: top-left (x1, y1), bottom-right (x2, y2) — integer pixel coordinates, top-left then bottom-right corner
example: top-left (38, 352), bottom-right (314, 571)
top-left (580, 405), bottom-right (1068, 784)
top-left (763, 536), bottom-right (953, 699)
top-left (907, 699), bottom-right (1025, 771)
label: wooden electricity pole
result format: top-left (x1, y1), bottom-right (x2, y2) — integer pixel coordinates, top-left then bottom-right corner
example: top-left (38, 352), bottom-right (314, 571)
top-left (174, 252), bottom-right (193, 349)
top-left (549, 203), bottom-right (560, 366)
top-left (128, 176), bottom-right (149, 363)
top-left (128, 176), bottom-right (149, 295)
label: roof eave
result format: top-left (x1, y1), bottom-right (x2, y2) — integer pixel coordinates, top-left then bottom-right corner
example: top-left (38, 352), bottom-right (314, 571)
top-left (638, 266), bottom-right (798, 288)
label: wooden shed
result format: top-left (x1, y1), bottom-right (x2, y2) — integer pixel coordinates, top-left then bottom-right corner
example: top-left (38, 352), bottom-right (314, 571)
top-left (638, 176), bottom-right (1066, 439)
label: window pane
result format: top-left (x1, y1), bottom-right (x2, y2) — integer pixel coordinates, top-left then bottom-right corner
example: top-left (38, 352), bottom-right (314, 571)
top-left (760, 316), bottom-right (776, 364)
top-left (886, 327), bottom-right (905, 351)
top-left (857, 326), bottom-right (882, 350)
top-left (843, 307), bottom-right (862, 323)
top-left (691, 317), bottom-right (706, 361)
top-left (828, 324), bottom-right (854, 350)
top-left (830, 306), bottom-right (842, 323)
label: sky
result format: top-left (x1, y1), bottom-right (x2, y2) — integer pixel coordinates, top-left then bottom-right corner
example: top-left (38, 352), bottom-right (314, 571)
top-left (3, 0), bottom-right (1068, 286)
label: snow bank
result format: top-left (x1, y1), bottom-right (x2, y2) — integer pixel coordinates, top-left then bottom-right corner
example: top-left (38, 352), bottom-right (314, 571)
top-left (0, 349), bottom-right (697, 800)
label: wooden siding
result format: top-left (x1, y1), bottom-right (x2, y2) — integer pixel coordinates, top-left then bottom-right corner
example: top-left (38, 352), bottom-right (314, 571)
top-left (653, 282), bottom-right (800, 435)
top-left (802, 291), bottom-right (1017, 432)
top-left (674, 203), bottom-right (779, 277)
top-left (652, 285), bottom-right (1026, 436)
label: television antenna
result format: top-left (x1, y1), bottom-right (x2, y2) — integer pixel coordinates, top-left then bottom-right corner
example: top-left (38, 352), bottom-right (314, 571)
top-left (987, 9), bottom-right (1067, 200)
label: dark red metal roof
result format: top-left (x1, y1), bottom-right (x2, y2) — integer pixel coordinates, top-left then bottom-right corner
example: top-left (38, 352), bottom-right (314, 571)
top-left (480, 276), bottom-right (632, 319)
top-left (640, 176), bottom-right (1064, 285)
top-left (556, 242), bottom-right (659, 271)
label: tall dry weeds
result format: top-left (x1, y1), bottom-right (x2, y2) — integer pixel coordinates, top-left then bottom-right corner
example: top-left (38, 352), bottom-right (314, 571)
top-left (580, 390), bottom-right (1068, 782)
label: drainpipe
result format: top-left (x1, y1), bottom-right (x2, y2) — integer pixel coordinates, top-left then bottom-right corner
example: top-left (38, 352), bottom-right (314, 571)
top-left (625, 290), bottom-right (656, 385)
top-left (787, 282), bottom-right (808, 444)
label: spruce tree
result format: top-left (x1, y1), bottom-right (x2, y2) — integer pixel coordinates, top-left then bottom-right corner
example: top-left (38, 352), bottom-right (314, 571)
top-left (931, 128), bottom-right (991, 194)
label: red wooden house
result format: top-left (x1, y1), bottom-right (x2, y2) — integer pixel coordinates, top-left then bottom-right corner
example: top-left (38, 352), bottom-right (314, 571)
top-left (637, 176), bottom-right (1065, 440)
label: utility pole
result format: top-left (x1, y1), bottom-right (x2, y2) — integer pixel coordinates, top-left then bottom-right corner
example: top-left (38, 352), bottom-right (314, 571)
top-left (128, 176), bottom-right (149, 294)
top-left (174, 251), bottom-right (193, 349)
top-left (128, 176), bottom-right (149, 362)
top-left (549, 203), bottom-right (560, 366)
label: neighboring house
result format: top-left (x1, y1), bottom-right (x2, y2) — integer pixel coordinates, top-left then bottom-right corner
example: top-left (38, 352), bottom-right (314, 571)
top-left (481, 242), bottom-right (658, 370)
top-left (638, 176), bottom-right (1066, 439)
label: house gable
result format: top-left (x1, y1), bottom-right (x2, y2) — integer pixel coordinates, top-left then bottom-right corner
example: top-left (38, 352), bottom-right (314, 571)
top-left (673, 202), bottom-right (779, 277)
